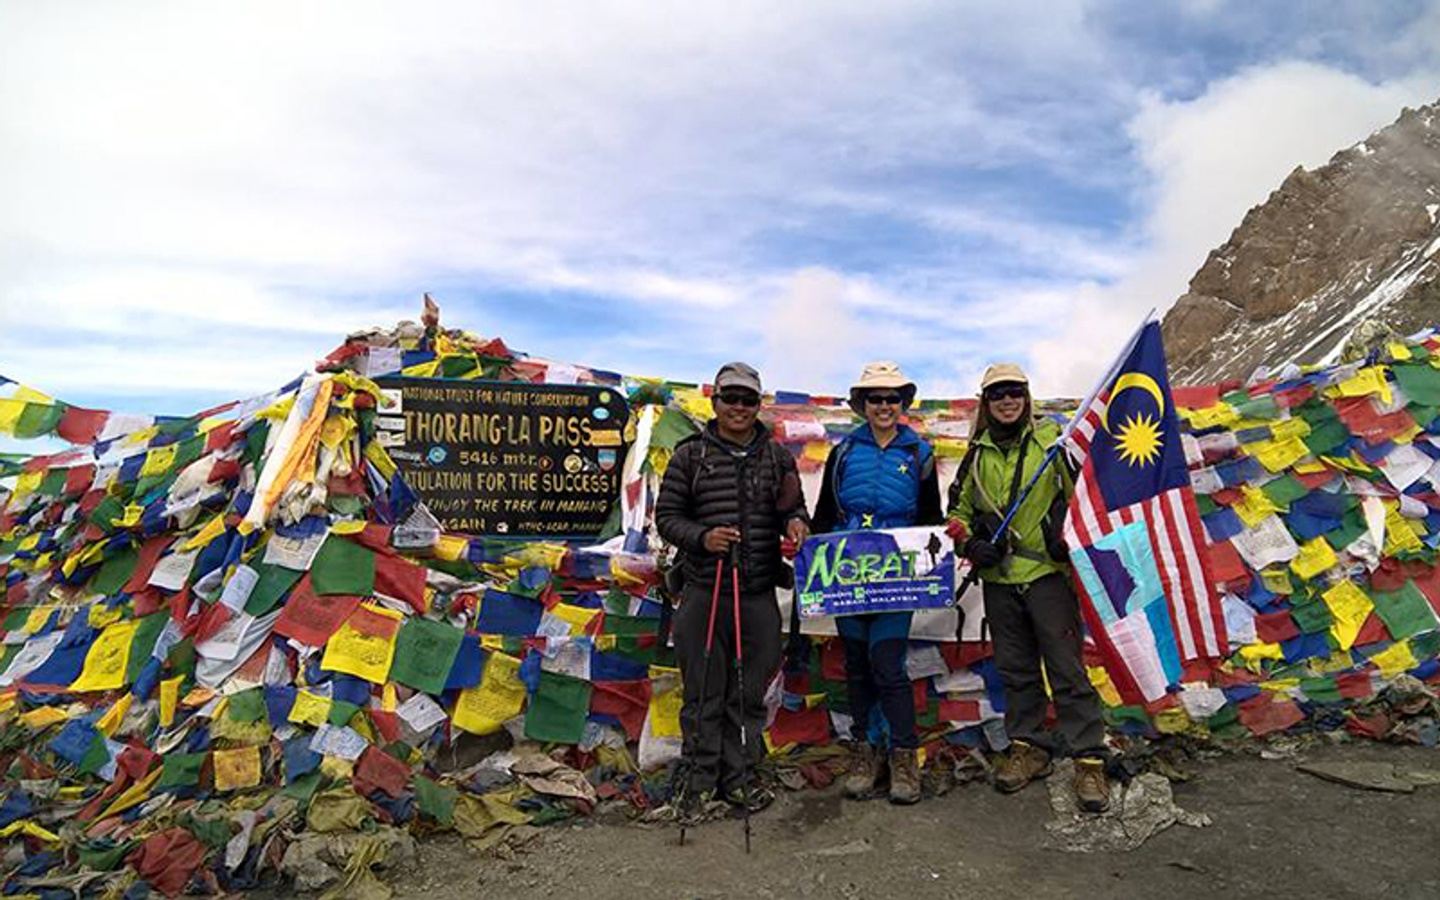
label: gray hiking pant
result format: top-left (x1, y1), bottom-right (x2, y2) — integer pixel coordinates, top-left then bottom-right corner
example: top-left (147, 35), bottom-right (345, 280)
top-left (984, 572), bottom-right (1106, 757)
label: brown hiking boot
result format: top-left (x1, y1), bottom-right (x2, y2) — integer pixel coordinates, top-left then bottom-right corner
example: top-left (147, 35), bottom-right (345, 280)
top-left (842, 744), bottom-right (884, 799)
top-left (1074, 757), bottom-right (1111, 813)
top-left (993, 741), bottom-right (1052, 794)
top-left (888, 749), bottom-right (921, 805)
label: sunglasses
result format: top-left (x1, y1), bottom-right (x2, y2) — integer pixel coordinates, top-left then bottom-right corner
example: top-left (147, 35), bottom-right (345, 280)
top-left (985, 384), bottom-right (1027, 401)
top-left (716, 391), bottom-right (761, 407)
top-left (864, 393), bottom-right (905, 406)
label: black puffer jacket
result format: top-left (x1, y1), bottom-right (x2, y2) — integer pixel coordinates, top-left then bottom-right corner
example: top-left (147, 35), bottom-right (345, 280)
top-left (655, 421), bottom-right (808, 597)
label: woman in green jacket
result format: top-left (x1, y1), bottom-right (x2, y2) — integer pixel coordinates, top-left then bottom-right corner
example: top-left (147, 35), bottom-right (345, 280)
top-left (947, 363), bottom-right (1110, 813)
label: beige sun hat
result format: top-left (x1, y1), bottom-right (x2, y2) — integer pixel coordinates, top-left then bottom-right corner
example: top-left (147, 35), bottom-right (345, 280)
top-left (979, 362), bottom-right (1029, 392)
top-left (848, 361), bottom-right (917, 413)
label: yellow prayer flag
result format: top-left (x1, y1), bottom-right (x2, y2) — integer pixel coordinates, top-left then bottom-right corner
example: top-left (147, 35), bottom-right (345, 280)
top-left (451, 652), bottom-right (525, 736)
top-left (549, 603), bottom-right (599, 635)
top-left (1383, 506), bottom-right (1424, 556)
top-left (364, 440), bottom-right (397, 480)
top-left (0, 399), bottom-right (25, 435)
top-left (647, 666), bottom-right (684, 739)
top-left (1233, 485), bottom-right (1280, 528)
top-left (1153, 705), bottom-right (1193, 734)
top-left (381, 682), bottom-right (398, 713)
top-left (140, 444), bottom-right (178, 478)
top-left (88, 604), bottom-right (123, 629)
top-left (97, 767), bottom-right (163, 821)
top-left (318, 414), bottom-right (356, 450)
top-left (1239, 641), bottom-right (1284, 666)
top-left (1259, 568), bottom-right (1293, 596)
top-left (320, 604), bottom-right (402, 684)
top-left (213, 746), bottom-right (262, 792)
top-left (435, 534), bottom-right (469, 562)
top-left (20, 706), bottom-right (69, 729)
top-left (319, 756), bottom-right (354, 780)
top-left (69, 619), bottom-right (141, 693)
top-left (160, 676), bottom-right (184, 727)
top-left (1086, 665), bottom-right (1123, 708)
top-left (1186, 403), bottom-right (1240, 430)
top-left (0, 820), bottom-right (61, 844)
top-left (183, 513), bottom-right (228, 552)
top-left (1248, 437), bottom-right (1311, 473)
top-left (95, 694), bottom-right (133, 737)
top-left (1332, 365), bottom-right (1392, 404)
top-left (1389, 342), bottom-right (1412, 361)
top-left (1269, 418), bottom-right (1312, 441)
top-left (1322, 580), bottom-right (1374, 651)
top-left (22, 605), bottom-right (55, 634)
top-left (289, 690), bottom-right (332, 727)
top-left (12, 470), bottom-right (42, 503)
top-left (1290, 537), bottom-right (1338, 581)
top-left (1369, 640), bottom-right (1417, 677)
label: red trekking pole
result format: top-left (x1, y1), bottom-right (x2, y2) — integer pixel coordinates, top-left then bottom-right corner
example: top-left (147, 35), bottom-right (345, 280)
top-left (730, 542), bottom-right (752, 854)
top-left (678, 557), bottom-right (725, 847)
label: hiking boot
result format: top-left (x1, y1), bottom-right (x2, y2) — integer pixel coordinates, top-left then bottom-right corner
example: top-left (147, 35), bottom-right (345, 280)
top-left (842, 744), bottom-right (885, 799)
top-left (993, 741), bottom-right (1053, 794)
top-left (675, 786), bottom-right (723, 827)
top-left (888, 749), bottom-right (921, 805)
top-left (1073, 757), bottom-right (1111, 813)
top-left (724, 781), bottom-right (776, 813)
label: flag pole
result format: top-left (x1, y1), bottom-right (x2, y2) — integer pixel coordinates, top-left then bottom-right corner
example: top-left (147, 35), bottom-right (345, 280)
top-left (953, 309), bottom-right (1158, 603)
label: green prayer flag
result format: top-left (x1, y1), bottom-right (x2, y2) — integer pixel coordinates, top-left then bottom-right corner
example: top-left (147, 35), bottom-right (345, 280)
top-left (91, 547), bottom-right (140, 596)
top-left (1260, 474), bottom-right (1310, 508)
top-left (158, 752), bottom-right (207, 789)
top-left (1303, 419), bottom-right (1351, 457)
top-left (86, 496), bottom-right (126, 533)
top-left (1393, 363), bottom-right (1440, 407)
top-left (227, 688), bottom-right (267, 724)
top-left (440, 354), bottom-right (479, 378)
top-left (310, 536), bottom-right (375, 595)
top-left (173, 435), bottom-right (206, 472)
top-left (77, 735), bottom-right (111, 776)
top-left (1288, 597), bottom-right (1333, 634)
top-left (283, 770), bottom-right (323, 806)
top-left (75, 839), bottom-right (133, 872)
top-left (1371, 580), bottom-right (1438, 641)
top-left (414, 775), bottom-right (458, 826)
top-left (14, 401), bottom-right (64, 439)
top-left (601, 614), bottom-right (656, 638)
top-left (244, 421), bottom-right (271, 467)
top-left (390, 617), bottom-right (464, 694)
top-left (1300, 676), bottom-right (1342, 704)
top-left (244, 563), bottom-right (304, 616)
top-left (328, 700), bottom-right (362, 727)
top-left (125, 613), bottom-right (171, 684)
top-left (38, 469), bottom-right (65, 498)
top-left (523, 671), bottom-right (591, 744)
top-left (1323, 511), bottom-right (1368, 553)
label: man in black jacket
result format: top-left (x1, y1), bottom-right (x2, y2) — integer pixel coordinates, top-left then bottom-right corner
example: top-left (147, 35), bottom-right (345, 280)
top-left (655, 361), bottom-right (810, 818)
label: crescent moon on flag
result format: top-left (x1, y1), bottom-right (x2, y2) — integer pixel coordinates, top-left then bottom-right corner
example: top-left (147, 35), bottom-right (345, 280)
top-left (1101, 372), bottom-right (1165, 433)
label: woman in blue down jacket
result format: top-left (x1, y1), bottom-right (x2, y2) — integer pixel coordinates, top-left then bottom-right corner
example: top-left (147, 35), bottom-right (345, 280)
top-left (811, 361), bottom-right (942, 805)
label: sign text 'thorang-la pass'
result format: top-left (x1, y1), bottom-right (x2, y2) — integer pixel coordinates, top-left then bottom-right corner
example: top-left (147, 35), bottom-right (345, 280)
top-left (374, 377), bottom-right (631, 537)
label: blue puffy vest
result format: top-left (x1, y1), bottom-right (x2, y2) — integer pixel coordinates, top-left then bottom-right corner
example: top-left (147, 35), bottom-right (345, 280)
top-left (833, 424), bottom-right (933, 530)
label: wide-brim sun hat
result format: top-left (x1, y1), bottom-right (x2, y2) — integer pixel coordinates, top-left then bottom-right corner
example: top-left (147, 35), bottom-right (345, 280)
top-left (979, 362), bottom-right (1029, 393)
top-left (848, 361), bottom-right (917, 414)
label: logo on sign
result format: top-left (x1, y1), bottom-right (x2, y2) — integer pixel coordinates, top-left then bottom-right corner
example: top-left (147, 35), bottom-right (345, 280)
top-left (427, 446), bottom-right (448, 465)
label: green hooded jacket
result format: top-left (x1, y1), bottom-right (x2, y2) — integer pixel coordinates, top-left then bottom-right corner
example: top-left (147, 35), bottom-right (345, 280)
top-left (947, 417), bottom-right (1073, 585)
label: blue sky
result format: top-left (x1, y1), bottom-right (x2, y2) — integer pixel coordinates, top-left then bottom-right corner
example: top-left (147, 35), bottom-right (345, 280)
top-left (2, 0), bottom-right (1439, 446)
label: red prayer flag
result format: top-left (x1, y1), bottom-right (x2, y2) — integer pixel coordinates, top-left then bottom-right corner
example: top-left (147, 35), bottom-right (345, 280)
top-left (273, 577), bottom-right (364, 646)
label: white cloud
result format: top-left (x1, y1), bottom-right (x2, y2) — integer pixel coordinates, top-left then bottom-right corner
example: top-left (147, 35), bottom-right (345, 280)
top-left (1027, 61), bottom-right (1440, 394)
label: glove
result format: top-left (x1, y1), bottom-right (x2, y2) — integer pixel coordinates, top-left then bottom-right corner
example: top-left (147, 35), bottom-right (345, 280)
top-left (944, 519), bottom-right (968, 544)
top-left (964, 536), bottom-right (1004, 568)
top-left (1045, 531), bottom-right (1070, 563)
top-left (779, 537), bottom-right (800, 560)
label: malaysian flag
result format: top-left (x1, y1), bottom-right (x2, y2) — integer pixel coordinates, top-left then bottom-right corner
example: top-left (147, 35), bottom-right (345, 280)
top-left (1062, 320), bottom-right (1227, 706)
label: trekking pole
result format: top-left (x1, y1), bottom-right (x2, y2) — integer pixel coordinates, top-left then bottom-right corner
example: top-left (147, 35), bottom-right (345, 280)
top-left (679, 557), bottom-right (726, 847)
top-left (730, 542), bottom-right (752, 854)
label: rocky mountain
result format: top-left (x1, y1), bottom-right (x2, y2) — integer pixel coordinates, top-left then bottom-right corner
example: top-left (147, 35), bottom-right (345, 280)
top-left (1162, 99), bottom-right (1440, 385)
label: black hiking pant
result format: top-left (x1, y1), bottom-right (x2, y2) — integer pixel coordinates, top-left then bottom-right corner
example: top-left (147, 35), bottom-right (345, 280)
top-left (674, 582), bottom-right (782, 793)
top-left (984, 572), bottom-right (1106, 757)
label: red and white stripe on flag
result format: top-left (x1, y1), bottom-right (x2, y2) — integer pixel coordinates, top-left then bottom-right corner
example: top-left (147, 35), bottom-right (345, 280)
top-left (1063, 393), bottom-right (1227, 702)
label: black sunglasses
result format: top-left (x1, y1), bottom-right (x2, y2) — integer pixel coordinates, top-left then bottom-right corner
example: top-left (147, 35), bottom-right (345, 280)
top-left (985, 384), bottom-right (1027, 401)
top-left (716, 391), bottom-right (761, 407)
top-left (864, 393), bottom-right (905, 406)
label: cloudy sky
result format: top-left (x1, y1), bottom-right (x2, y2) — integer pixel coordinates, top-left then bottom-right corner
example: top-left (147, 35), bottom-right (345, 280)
top-left (2, 0), bottom-right (1439, 429)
